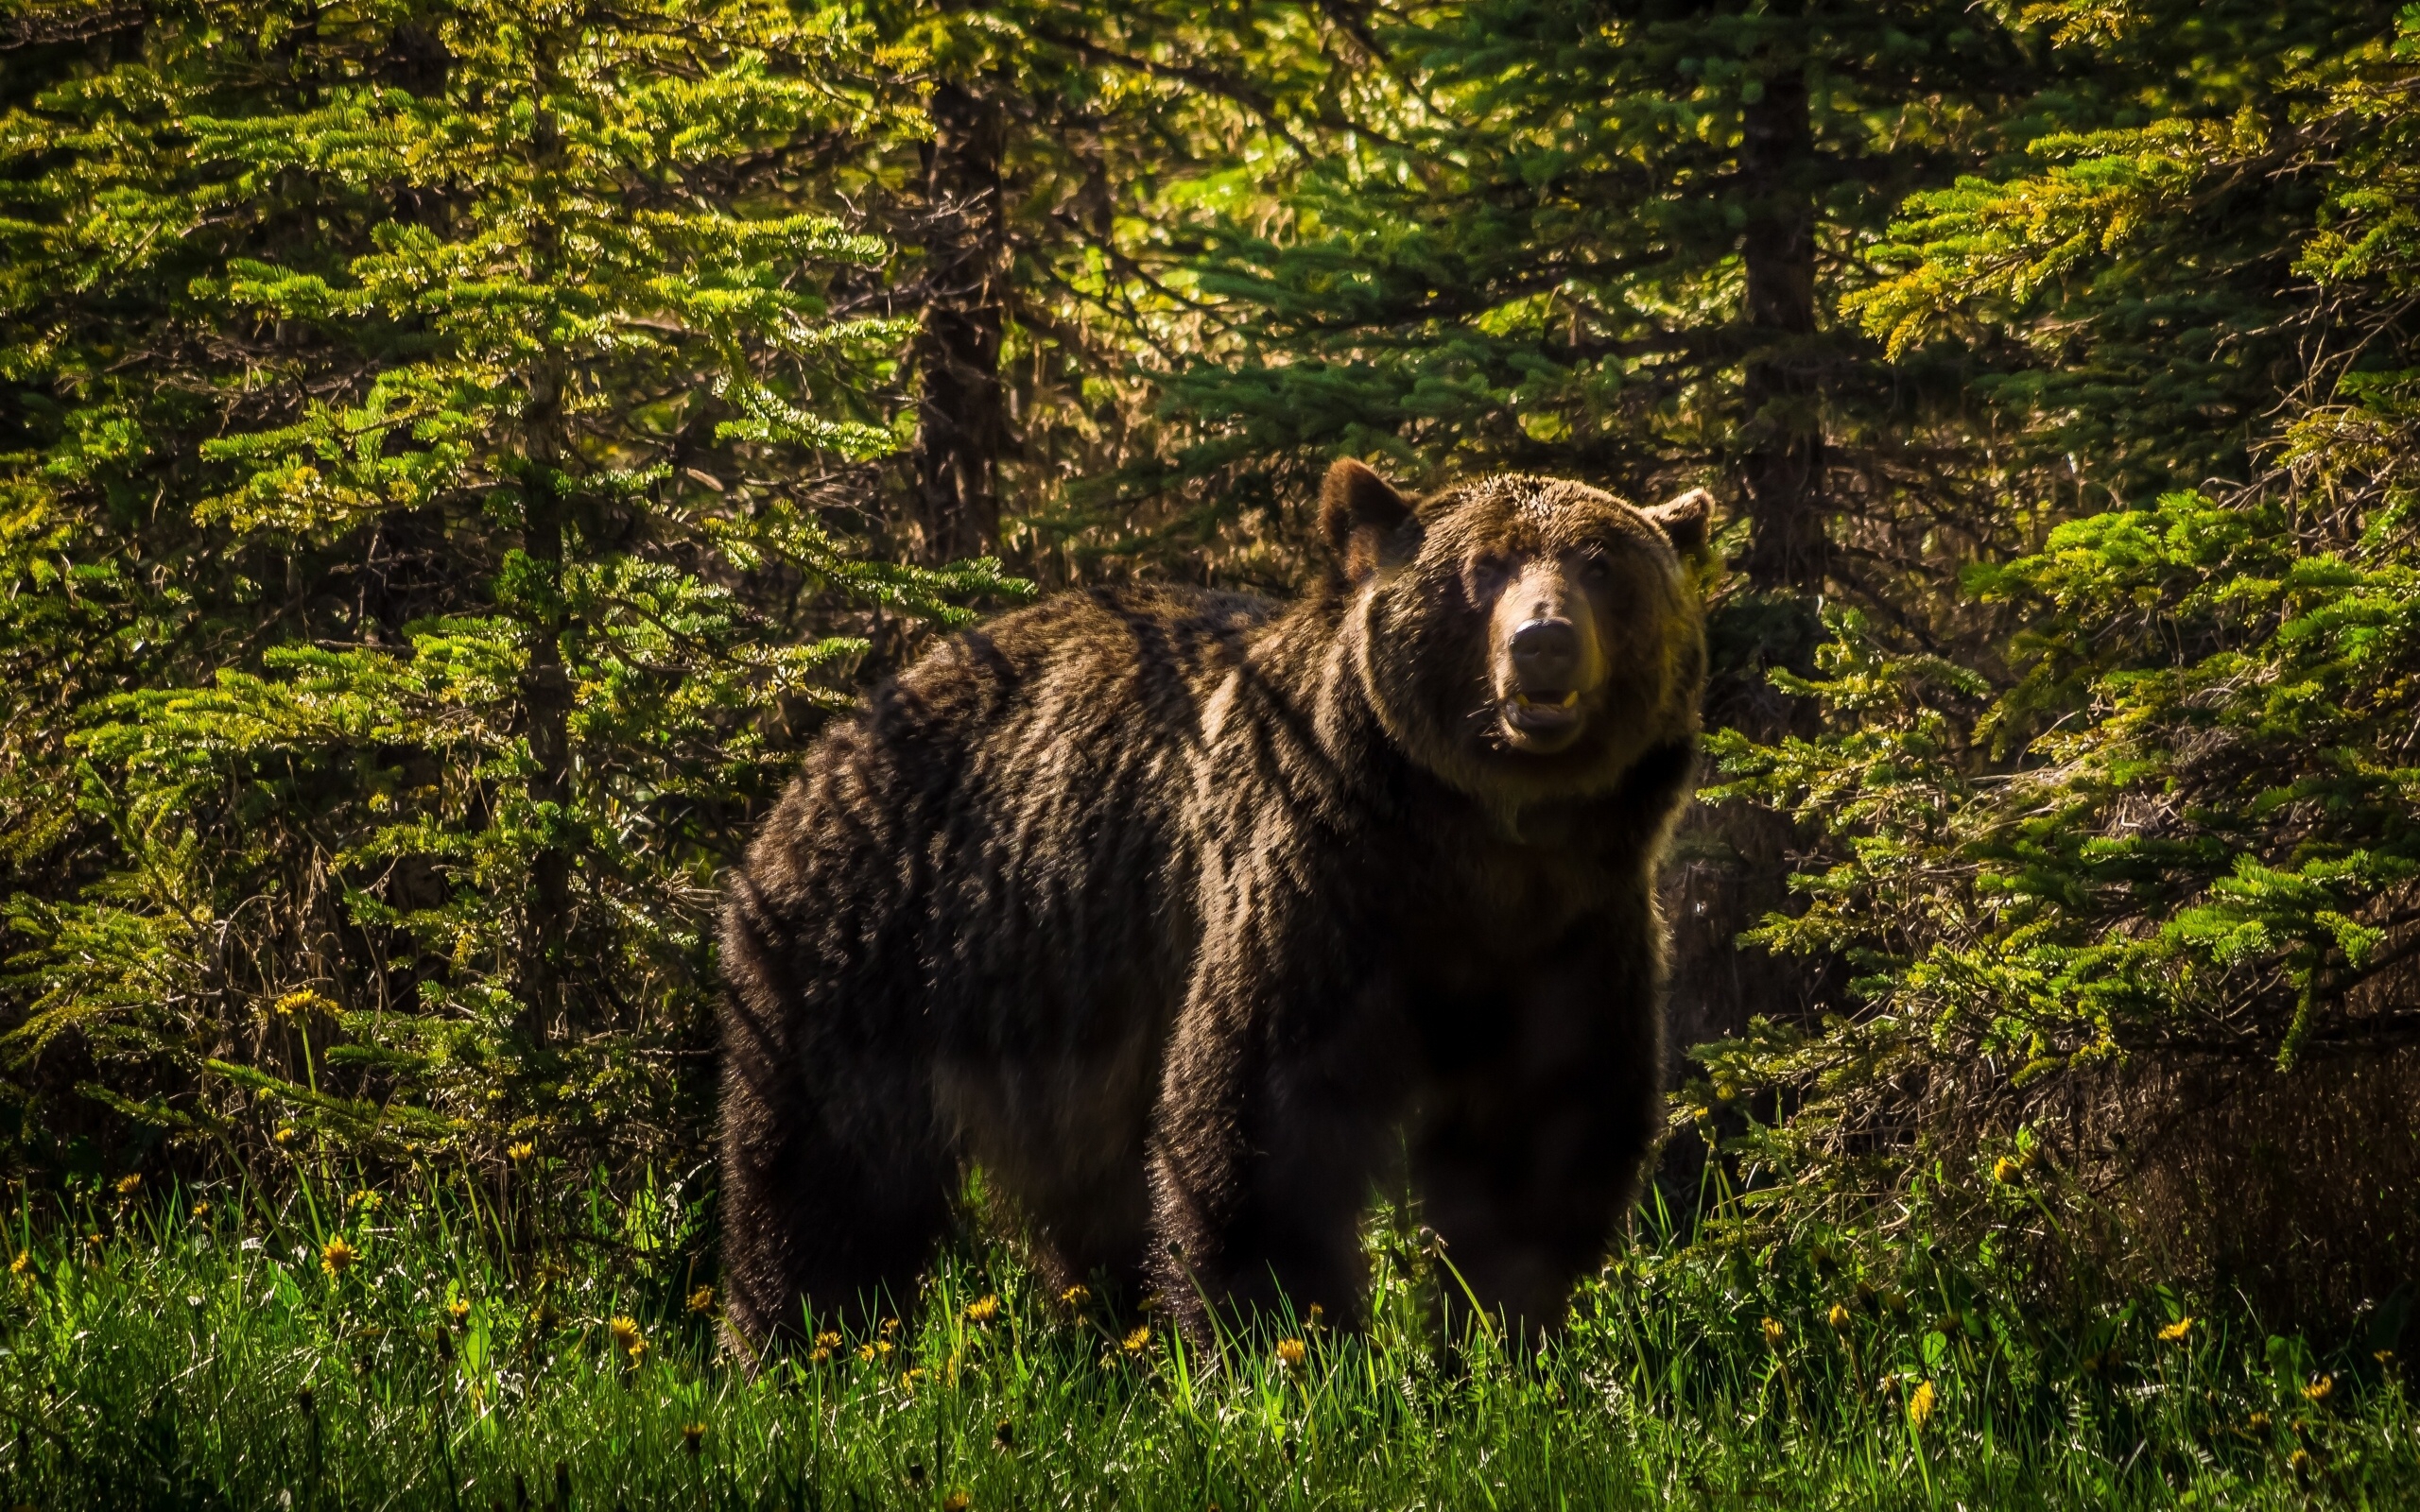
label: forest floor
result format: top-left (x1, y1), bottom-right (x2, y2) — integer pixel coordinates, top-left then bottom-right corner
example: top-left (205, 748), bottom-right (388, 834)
top-left (0, 1168), bottom-right (2412, 1510)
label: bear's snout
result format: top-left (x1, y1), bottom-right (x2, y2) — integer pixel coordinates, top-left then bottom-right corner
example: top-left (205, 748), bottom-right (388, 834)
top-left (1490, 560), bottom-right (1608, 752)
top-left (1510, 616), bottom-right (1580, 687)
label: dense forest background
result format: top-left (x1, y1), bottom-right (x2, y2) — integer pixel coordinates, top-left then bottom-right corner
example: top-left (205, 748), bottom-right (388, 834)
top-left (4, 0), bottom-right (2418, 1327)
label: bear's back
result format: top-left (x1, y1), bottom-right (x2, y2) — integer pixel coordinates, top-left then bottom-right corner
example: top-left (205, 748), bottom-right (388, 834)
top-left (735, 582), bottom-right (1274, 1052)
top-left (908, 582), bottom-right (1274, 762)
top-left (907, 584), bottom-right (1273, 1023)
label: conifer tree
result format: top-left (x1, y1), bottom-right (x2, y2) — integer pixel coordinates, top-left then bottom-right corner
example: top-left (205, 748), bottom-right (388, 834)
top-left (852, 0), bottom-right (1388, 585)
top-left (1702, 0), bottom-right (2420, 1304)
top-left (0, 0), bottom-right (1014, 1173)
top-left (1142, 0), bottom-right (2384, 620)
top-left (1159, 0), bottom-right (2036, 602)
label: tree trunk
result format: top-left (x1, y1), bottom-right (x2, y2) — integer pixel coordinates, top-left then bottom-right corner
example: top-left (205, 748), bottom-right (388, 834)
top-left (908, 76), bottom-right (1009, 564)
top-left (515, 34), bottom-right (572, 1047)
top-left (1736, 33), bottom-right (1824, 594)
top-left (516, 364), bottom-right (572, 1050)
top-left (1656, 26), bottom-right (1833, 1204)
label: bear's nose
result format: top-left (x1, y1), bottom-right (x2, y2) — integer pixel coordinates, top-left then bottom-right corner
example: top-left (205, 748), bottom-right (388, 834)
top-left (1510, 617), bottom-right (1580, 687)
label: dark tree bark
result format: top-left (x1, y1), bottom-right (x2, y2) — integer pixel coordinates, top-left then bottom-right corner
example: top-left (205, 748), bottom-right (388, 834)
top-left (515, 42), bottom-right (572, 1045)
top-left (515, 377), bottom-right (573, 1050)
top-left (908, 77), bottom-right (1010, 565)
top-left (1736, 30), bottom-right (1826, 594)
top-left (1657, 26), bottom-right (1836, 1201)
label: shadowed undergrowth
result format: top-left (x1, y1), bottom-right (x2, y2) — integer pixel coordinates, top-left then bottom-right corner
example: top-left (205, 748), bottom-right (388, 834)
top-left (0, 1164), bottom-right (2413, 1510)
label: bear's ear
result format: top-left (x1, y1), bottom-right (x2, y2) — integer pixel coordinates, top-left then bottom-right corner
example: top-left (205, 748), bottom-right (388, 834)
top-left (1642, 488), bottom-right (1713, 555)
top-left (1320, 458), bottom-right (1413, 583)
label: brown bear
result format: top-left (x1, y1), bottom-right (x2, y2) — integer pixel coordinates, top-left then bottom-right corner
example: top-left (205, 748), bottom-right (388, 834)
top-left (717, 460), bottom-right (1710, 1345)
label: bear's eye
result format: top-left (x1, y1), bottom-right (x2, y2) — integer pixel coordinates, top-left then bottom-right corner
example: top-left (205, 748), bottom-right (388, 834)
top-left (1580, 553), bottom-right (1614, 585)
top-left (1466, 557), bottom-right (1512, 596)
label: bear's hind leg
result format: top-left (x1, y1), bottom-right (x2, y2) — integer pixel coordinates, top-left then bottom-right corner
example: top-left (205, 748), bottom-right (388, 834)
top-left (719, 929), bottom-right (956, 1344)
top-left (720, 1057), bottom-right (956, 1340)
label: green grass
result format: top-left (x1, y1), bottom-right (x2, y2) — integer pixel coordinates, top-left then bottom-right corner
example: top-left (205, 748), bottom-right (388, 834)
top-left (0, 1165), bottom-right (2411, 1510)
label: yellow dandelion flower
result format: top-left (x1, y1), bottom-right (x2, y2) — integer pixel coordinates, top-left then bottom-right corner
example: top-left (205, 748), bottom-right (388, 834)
top-left (190, 1202), bottom-right (210, 1222)
top-left (1908, 1379), bottom-right (1937, 1431)
top-left (879, 1316), bottom-right (900, 1337)
top-left (608, 1316), bottom-right (645, 1362)
top-left (1307, 1303), bottom-right (1325, 1331)
top-left (686, 1285), bottom-right (716, 1315)
top-left (1827, 1302), bottom-right (1852, 1332)
top-left (2158, 1316), bottom-right (2192, 1343)
top-left (903, 1367), bottom-right (927, 1389)
top-left (2303, 1374), bottom-right (2334, 1404)
top-left (1274, 1337), bottom-right (1307, 1370)
top-left (84, 1232), bottom-right (104, 1249)
top-left (273, 1127), bottom-right (299, 1147)
top-left (1992, 1157), bottom-right (2022, 1184)
top-left (1761, 1316), bottom-right (1786, 1349)
top-left (1060, 1283), bottom-right (1091, 1307)
top-left (963, 1294), bottom-right (1000, 1324)
top-left (2249, 1412), bottom-right (2271, 1432)
top-left (8, 1251), bottom-right (26, 1277)
top-left (942, 1492), bottom-right (973, 1512)
top-left (625, 1337), bottom-right (649, 1365)
top-left (681, 1421), bottom-right (705, 1455)
top-left (320, 1237), bottom-right (358, 1276)
top-left (809, 1347), bottom-right (831, 1365)
top-left (2289, 1448), bottom-right (2313, 1475)
top-left (857, 1343), bottom-right (876, 1363)
top-left (507, 1142), bottom-right (535, 1163)
top-left (1121, 1324), bottom-right (1150, 1355)
top-left (271, 988), bottom-right (329, 1019)
top-left (114, 1174), bottom-right (141, 1195)
top-left (2376, 1349), bottom-right (2395, 1367)
top-left (446, 1297), bottom-right (472, 1330)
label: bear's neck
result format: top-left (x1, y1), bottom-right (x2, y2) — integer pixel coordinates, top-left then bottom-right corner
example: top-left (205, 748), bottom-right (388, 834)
top-left (1249, 585), bottom-right (1401, 784)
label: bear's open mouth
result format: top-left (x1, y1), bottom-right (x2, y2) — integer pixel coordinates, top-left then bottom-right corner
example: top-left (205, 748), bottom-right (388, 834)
top-left (1502, 689), bottom-right (1582, 736)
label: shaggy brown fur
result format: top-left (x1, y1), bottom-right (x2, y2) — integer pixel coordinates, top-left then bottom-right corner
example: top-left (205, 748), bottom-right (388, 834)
top-left (718, 461), bottom-right (1710, 1344)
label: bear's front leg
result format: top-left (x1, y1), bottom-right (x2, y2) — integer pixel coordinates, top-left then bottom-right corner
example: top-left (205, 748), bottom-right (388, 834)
top-left (1147, 927), bottom-right (1409, 1344)
top-left (1409, 931), bottom-right (1666, 1339)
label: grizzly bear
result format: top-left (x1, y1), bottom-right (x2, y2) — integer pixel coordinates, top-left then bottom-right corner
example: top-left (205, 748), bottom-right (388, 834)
top-left (718, 460), bottom-right (1710, 1345)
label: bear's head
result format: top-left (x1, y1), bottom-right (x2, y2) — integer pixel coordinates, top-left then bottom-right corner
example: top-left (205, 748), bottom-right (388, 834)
top-left (1322, 459), bottom-right (1711, 804)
